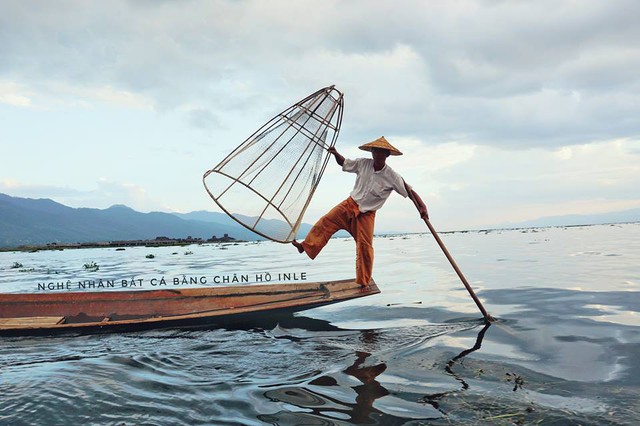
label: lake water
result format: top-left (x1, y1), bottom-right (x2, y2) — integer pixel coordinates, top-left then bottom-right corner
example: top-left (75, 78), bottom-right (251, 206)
top-left (1, 223), bottom-right (639, 425)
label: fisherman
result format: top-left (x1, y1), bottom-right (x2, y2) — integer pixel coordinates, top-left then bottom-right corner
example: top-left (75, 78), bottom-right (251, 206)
top-left (292, 136), bottom-right (428, 289)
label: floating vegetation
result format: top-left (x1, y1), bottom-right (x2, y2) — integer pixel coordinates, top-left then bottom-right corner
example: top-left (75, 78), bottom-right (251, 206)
top-left (145, 254), bottom-right (155, 259)
top-left (11, 264), bottom-right (60, 274)
top-left (505, 372), bottom-right (524, 391)
top-left (184, 251), bottom-right (193, 255)
top-left (115, 248), bottom-right (126, 251)
top-left (83, 261), bottom-right (99, 272)
top-left (172, 252), bottom-right (178, 255)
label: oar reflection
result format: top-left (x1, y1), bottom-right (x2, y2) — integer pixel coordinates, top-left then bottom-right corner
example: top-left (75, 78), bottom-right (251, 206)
top-left (419, 321), bottom-right (492, 410)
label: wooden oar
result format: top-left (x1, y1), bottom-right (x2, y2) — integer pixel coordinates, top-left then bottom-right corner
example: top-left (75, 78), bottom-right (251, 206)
top-left (408, 192), bottom-right (494, 323)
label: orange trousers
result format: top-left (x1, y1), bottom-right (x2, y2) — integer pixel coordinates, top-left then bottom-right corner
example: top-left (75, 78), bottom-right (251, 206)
top-left (301, 197), bottom-right (376, 286)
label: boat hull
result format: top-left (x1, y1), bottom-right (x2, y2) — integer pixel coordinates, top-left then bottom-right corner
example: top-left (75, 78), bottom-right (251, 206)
top-left (0, 279), bottom-right (379, 336)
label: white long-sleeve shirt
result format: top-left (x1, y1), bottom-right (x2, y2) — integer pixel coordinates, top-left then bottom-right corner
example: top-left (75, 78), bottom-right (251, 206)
top-left (342, 158), bottom-right (410, 213)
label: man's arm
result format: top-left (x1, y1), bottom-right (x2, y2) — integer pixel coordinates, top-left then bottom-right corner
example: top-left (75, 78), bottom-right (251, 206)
top-left (404, 181), bottom-right (429, 220)
top-left (328, 146), bottom-right (345, 166)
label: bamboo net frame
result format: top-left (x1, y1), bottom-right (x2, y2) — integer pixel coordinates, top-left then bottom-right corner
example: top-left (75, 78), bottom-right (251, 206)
top-left (203, 86), bottom-right (344, 243)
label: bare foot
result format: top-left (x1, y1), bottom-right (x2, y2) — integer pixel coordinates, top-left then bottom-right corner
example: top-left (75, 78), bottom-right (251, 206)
top-left (292, 240), bottom-right (304, 254)
top-left (359, 285), bottom-right (370, 293)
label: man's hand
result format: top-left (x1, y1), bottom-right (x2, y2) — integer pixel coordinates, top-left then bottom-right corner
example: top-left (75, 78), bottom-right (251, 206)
top-left (419, 205), bottom-right (429, 221)
top-left (328, 146), bottom-right (345, 166)
top-left (407, 187), bottom-right (429, 221)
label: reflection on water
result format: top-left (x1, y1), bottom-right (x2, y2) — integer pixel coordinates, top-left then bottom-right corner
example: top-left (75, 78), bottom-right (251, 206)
top-left (258, 324), bottom-right (494, 424)
top-left (1, 224), bottom-right (639, 424)
top-left (421, 322), bottom-right (491, 410)
top-left (260, 349), bottom-right (392, 425)
top-left (260, 333), bottom-right (420, 425)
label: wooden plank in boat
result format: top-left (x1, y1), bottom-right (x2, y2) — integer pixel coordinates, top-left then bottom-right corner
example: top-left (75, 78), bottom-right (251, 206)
top-left (0, 316), bottom-right (65, 327)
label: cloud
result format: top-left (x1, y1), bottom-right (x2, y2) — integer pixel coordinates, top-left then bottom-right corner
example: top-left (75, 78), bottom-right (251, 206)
top-left (90, 178), bottom-right (168, 211)
top-left (1, 1), bottom-right (639, 232)
top-left (0, 81), bottom-right (32, 107)
top-left (0, 179), bottom-right (83, 198)
top-left (1, 1), bottom-right (638, 149)
top-left (0, 178), bottom-right (168, 213)
top-left (63, 85), bottom-right (152, 109)
top-left (425, 138), bottom-right (640, 226)
top-left (187, 107), bottom-right (221, 130)
top-left (0, 79), bottom-right (152, 111)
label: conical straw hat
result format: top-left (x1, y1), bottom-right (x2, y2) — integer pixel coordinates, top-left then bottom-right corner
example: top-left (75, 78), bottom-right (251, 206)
top-left (358, 136), bottom-right (403, 156)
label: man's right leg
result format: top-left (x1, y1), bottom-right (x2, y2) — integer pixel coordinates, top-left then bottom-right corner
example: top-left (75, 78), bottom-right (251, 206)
top-left (299, 199), bottom-right (352, 259)
top-left (292, 240), bottom-right (305, 253)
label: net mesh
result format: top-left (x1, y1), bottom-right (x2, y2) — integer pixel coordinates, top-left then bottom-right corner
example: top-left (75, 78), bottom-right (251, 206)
top-left (203, 86), bottom-right (344, 243)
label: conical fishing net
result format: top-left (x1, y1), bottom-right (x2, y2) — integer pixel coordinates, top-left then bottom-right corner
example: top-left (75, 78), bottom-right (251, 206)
top-left (203, 86), bottom-right (344, 243)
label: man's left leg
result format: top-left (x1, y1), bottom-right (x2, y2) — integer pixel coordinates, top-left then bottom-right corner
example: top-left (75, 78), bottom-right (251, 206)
top-left (354, 211), bottom-right (376, 287)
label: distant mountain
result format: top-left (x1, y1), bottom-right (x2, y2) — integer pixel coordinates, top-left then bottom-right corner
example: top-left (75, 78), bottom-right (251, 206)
top-left (172, 210), bottom-right (235, 226)
top-left (495, 208), bottom-right (640, 229)
top-left (173, 211), bottom-right (315, 238)
top-left (0, 193), bottom-right (262, 248)
top-left (4, 193), bottom-right (636, 248)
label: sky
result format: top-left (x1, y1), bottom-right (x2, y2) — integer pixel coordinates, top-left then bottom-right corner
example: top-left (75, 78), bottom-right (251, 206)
top-left (1, 0), bottom-right (639, 233)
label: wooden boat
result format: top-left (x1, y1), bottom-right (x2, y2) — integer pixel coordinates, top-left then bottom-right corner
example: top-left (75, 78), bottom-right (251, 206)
top-left (0, 279), bottom-right (379, 336)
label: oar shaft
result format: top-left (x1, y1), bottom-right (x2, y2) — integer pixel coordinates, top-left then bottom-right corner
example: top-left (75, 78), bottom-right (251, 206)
top-left (423, 218), bottom-right (492, 322)
top-left (407, 192), bottom-right (493, 322)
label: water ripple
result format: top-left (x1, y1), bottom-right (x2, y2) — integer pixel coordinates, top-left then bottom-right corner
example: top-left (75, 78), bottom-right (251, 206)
top-left (1, 224), bottom-right (640, 424)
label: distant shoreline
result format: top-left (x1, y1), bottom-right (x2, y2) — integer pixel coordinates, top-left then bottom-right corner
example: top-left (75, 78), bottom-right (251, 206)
top-left (0, 235), bottom-right (244, 253)
top-left (2, 221), bottom-right (638, 253)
